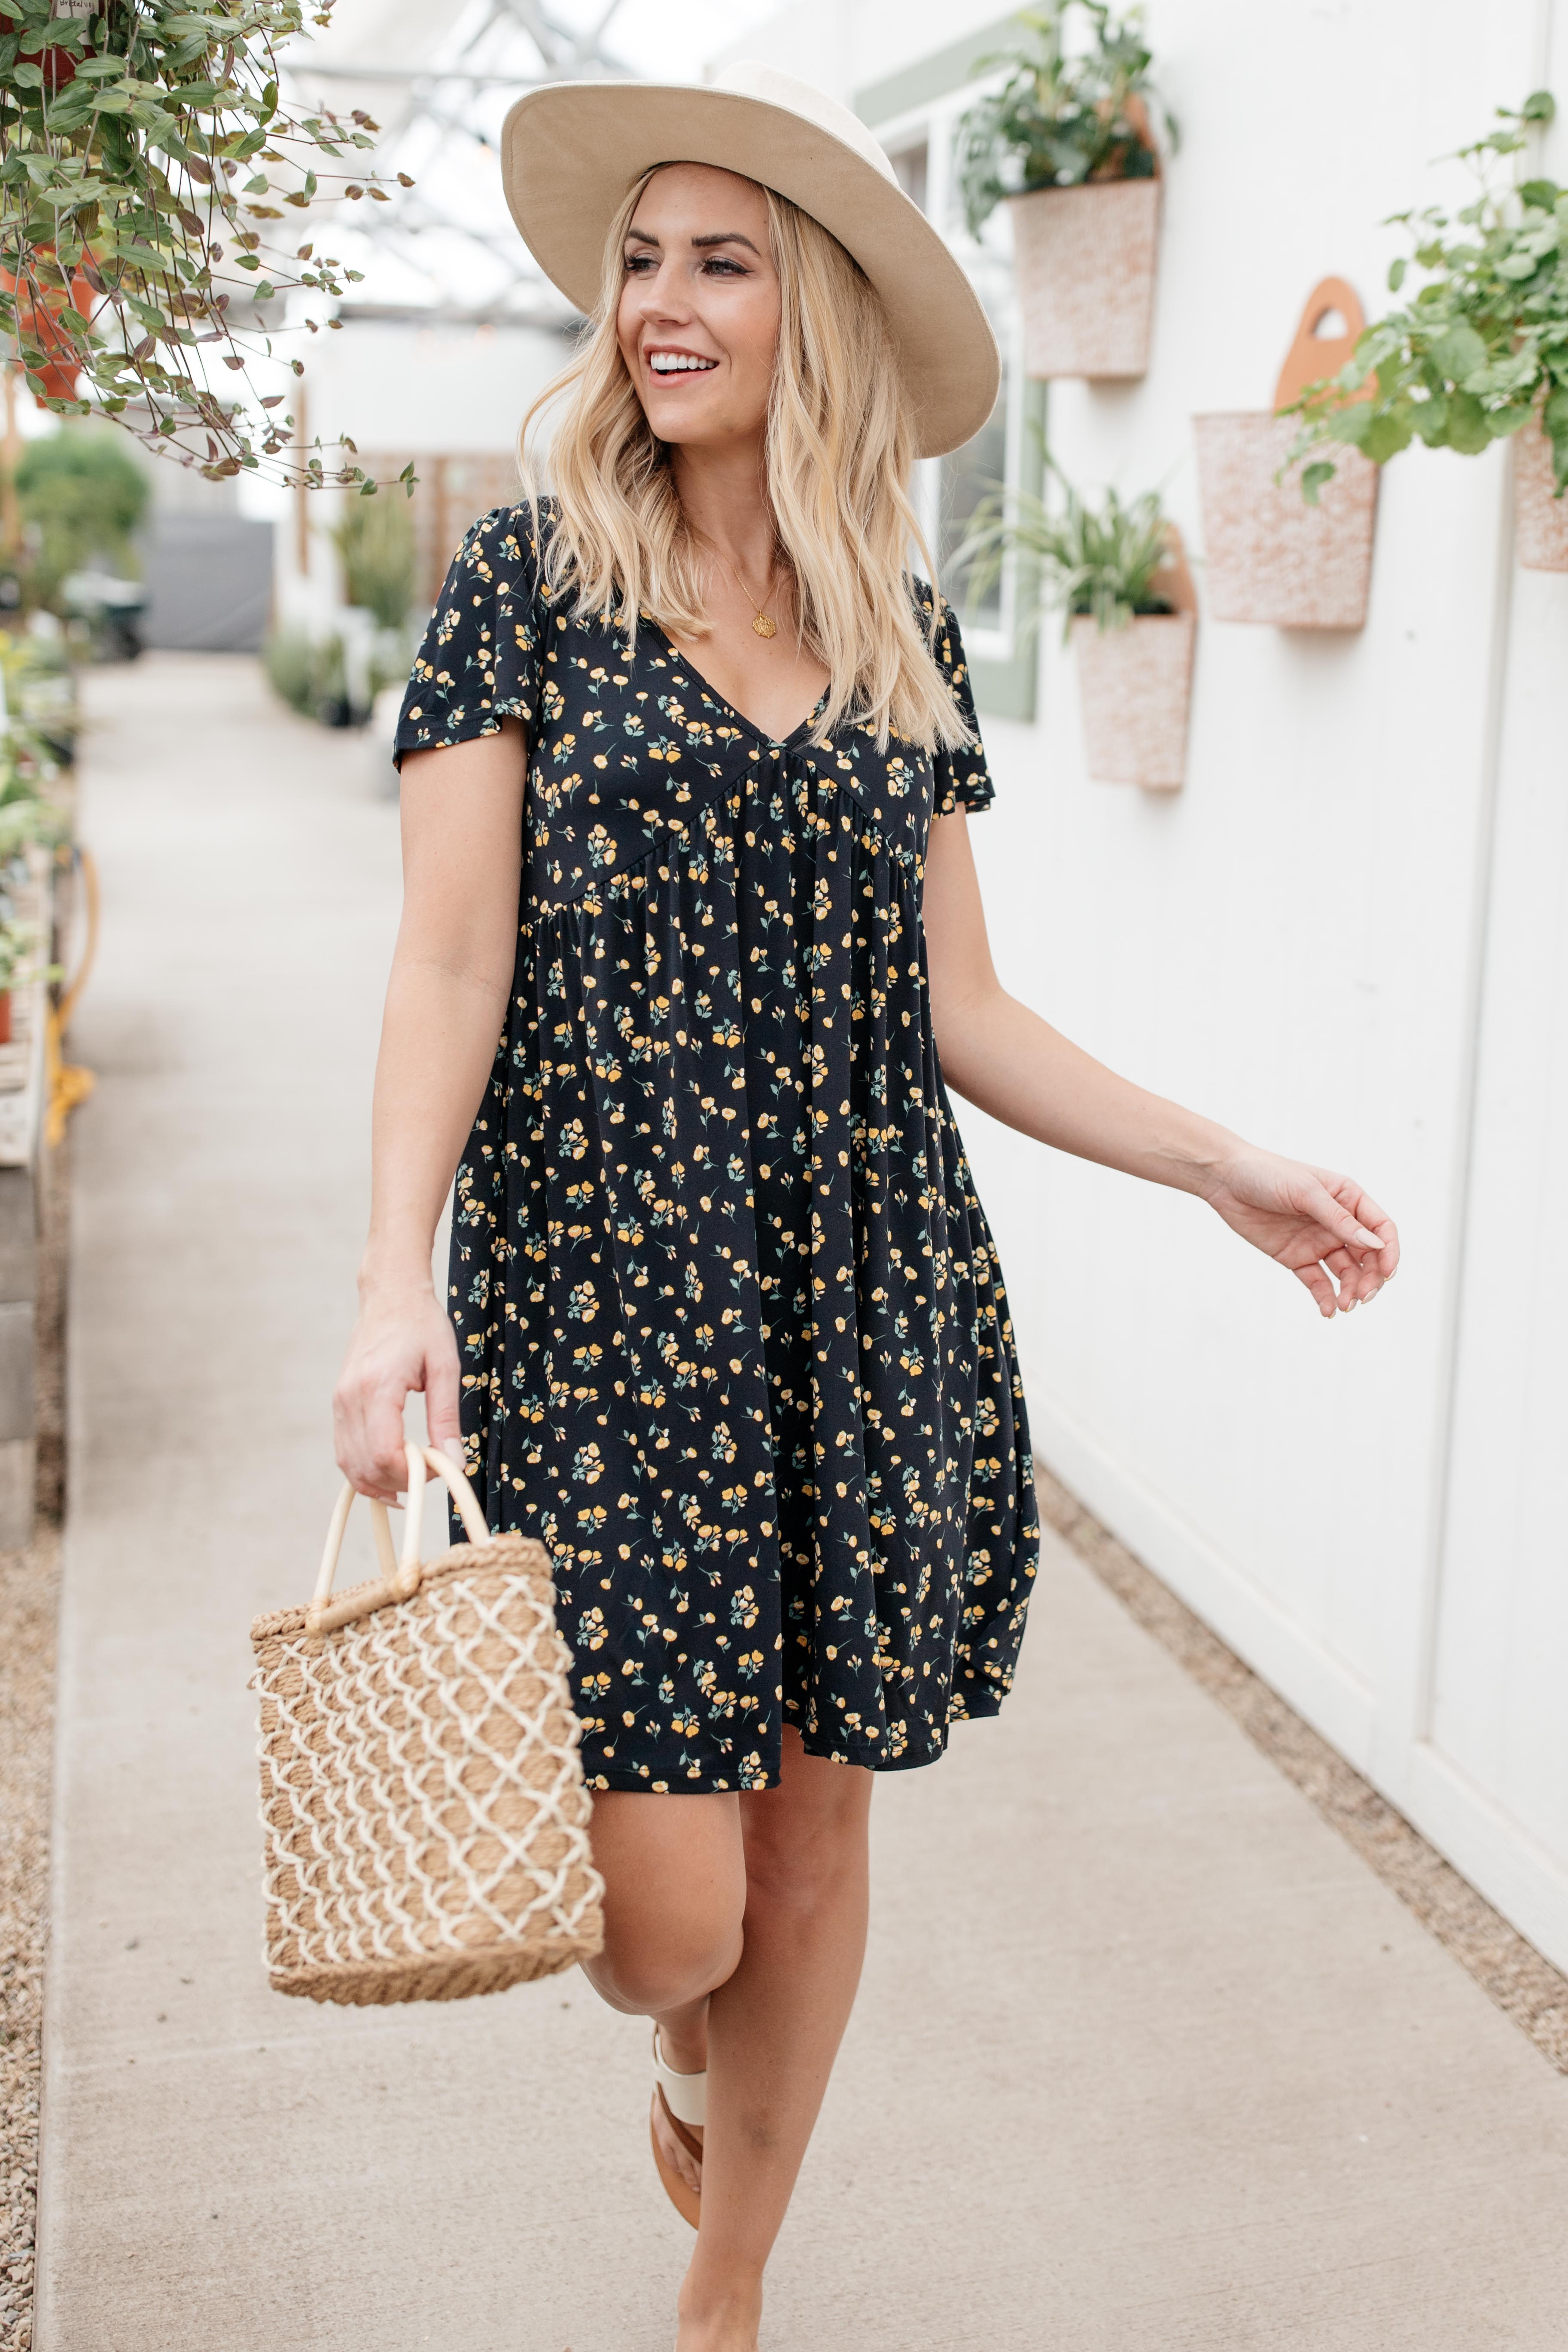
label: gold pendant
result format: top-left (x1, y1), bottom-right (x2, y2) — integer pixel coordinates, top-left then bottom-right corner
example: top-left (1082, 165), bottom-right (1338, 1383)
top-left (752, 613), bottom-right (777, 639)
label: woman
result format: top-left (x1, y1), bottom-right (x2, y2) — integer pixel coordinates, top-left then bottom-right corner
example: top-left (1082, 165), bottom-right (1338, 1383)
top-left (333, 63), bottom-right (1398, 2352)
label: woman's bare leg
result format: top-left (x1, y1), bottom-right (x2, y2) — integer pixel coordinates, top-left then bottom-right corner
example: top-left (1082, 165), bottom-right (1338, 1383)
top-left (678, 1730), bottom-right (874, 2352)
top-left (580, 1786), bottom-right (746, 2204)
top-left (579, 1737), bottom-right (874, 2352)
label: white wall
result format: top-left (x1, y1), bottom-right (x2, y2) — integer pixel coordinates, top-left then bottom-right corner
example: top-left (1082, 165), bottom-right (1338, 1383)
top-left (299, 317), bottom-right (568, 457)
top-left (722, 0), bottom-right (1568, 1974)
top-left (274, 317), bottom-right (568, 631)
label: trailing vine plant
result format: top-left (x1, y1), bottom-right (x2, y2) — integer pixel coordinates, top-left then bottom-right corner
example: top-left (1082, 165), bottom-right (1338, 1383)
top-left (1287, 93), bottom-right (1568, 502)
top-left (954, 1), bottom-right (1176, 241)
top-left (0, 0), bottom-right (414, 493)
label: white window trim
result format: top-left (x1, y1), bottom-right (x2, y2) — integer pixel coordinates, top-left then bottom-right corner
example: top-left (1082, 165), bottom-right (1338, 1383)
top-left (871, 78), bottom-right (1030, 672)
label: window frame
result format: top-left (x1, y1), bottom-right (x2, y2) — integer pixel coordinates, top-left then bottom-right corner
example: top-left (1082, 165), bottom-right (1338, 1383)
top-left (860, 44), bottom-right (1044, 725)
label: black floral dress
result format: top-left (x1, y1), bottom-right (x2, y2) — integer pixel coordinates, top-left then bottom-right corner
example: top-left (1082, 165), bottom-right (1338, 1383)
top-left (395, 503), bottom-right (1038, 1793)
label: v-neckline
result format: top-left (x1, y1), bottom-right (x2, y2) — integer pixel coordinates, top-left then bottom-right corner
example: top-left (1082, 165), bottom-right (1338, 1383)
top-left (645, 618), bottom-right (829, 751)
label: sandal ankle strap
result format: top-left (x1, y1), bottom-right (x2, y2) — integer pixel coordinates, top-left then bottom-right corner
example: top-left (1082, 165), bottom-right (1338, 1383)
top-left (652, 2025), bottom-right (707, 2128)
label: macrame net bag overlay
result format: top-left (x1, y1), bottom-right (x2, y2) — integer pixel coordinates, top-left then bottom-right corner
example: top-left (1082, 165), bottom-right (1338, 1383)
top-left (251, 1443), bottom-right (605, 2005)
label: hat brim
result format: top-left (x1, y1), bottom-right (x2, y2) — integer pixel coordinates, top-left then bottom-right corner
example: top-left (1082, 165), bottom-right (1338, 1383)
top-left (499, 81), bottom-right (1000, 461)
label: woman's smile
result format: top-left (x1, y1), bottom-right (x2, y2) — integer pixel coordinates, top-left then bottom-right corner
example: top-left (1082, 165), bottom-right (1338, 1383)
top-left (645, 344), bottom-right (721, 379)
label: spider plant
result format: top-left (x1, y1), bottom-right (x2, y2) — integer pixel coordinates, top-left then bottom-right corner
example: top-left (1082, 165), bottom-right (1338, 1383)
top-left (955, 450), bottom-right (1177, 639)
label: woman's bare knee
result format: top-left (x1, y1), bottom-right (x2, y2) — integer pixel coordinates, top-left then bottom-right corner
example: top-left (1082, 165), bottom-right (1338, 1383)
top-left (740, 1733), bottom-right (873, 1916)
top-left (582, 1785), bottom-right (746, 2017)
top-left (584, 1926), bottom-right (741, 2017)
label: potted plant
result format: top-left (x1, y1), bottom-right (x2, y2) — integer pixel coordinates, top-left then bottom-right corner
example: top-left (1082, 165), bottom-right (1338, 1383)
top-left (1194, 277), bottom-right (1381, 629)
top-left (13, 427), bottom-right (149, 626)
top-left (0, 0), bottom-right (413, 493)
top-left (1284, 94), bottom-right (1568, 569)
top-left (332, 489), bottom-right (416, 635)
top-left (0, 697), bottom-right (70, 875)
top-left (955, 1), bottom-right (1176, 381)
top-left (960, 458), bottom-right (1197, 789)
top-left (0, 913), bottom-right (37, 1045)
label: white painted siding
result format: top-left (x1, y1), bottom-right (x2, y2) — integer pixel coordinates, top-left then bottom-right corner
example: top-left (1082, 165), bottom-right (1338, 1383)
top-left (716, 0), bottom-right (1568, 1970)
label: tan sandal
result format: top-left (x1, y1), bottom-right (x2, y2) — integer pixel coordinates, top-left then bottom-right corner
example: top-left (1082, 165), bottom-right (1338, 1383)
top-left (649, 2024), bottom-right (705, 2229)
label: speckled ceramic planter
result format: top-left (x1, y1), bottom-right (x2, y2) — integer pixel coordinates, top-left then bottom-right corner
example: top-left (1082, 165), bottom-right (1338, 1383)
top-left (1008, 178), bottom-right (1161, 381)
top-left (1192, 412), bottom-right (1378, 629)
top-left (1514, 420), bottom-right (1568, 570)
top-left (1072, 611), bottom-right (1195, 791)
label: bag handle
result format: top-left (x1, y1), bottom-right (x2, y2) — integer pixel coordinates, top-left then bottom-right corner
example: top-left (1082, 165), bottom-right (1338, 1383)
top-left (1273, 277), bottom-right (1367, 413)
top-left (307, 1441), bottom-right (492, 1636)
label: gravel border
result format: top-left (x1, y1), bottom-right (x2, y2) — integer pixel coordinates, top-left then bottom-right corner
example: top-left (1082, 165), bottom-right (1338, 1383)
top-left (0, 1526), bottom-right (58, 2351)
top-left (0, 1125), bottom-right (68, 2352)
top-left (1037, 1464), bottom-right (1568, 2075)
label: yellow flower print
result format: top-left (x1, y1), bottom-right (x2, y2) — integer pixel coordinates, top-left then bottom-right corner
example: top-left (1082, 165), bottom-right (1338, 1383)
top-left (415, 504), bottom-right (1035, 1794)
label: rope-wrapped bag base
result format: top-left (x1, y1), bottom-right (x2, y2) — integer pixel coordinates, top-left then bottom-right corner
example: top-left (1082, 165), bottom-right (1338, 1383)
top-left (251, 1452), bottom-right (604, 2005)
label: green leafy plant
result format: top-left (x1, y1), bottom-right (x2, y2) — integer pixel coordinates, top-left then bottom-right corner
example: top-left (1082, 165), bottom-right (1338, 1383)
top-left (0, 799), bottom-right (62, 860)
top-left (0, 628), bottom-right (77, 770)
top-left (0, 696), bottom-right (68, 854)
top-left (0, 0), bottom-right (417, 495)
top-left (15, 426), bottom-right (149, 606)
top-left (0, 622), bottom-right (70, 707)
top-left (957, 448), bottom-right (1176, 637)
top-left (1286, 93), bottom-right (1568, 500)
top-left (265, 613), bottom-right (406, 725)
top-left (0, 911), bottom-right (39, 990)
top-left (332, 484), bottom-right (412, 629)
top-left (955, 2), bottom-right (1176, 240)
top-left (264, 619), bottom-right (334, 715)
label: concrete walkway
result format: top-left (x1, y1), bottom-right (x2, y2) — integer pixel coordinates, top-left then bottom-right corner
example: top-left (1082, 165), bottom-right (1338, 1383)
top-left (35, 654), bottom-right (1568, 2351)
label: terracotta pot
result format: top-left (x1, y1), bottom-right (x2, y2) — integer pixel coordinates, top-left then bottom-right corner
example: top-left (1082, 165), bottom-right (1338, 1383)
top-left (1193, 412), bottom-right (1378, 629)
top-left (1007, 178), bottom-right (1160, 381)
top-left (0, 993), bottom-right (12, 1048)
top-left (0, 12), bottom-right (79, 94)
top-left (1513, 420), bottom-right (1568, 570)
top-left (1192, 277), bottom-right (1380, 631)
top-left (1072, 612), bottom-right (1195, 791)
top-left (1, 251), bottom-right (97, 403)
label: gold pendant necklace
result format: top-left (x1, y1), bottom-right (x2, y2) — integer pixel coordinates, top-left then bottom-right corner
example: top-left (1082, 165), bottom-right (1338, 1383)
top-left (716, 548), bottom-right (779, 637)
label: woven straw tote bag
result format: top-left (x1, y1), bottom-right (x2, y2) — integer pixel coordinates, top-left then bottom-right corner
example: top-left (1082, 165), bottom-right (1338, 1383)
top-left (251, 1441), bottom-right (605, 2005)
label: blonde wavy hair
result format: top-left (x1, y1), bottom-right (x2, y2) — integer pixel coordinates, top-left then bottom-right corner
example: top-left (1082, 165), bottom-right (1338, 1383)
top-left (518, 169), bottom-right (970, 752)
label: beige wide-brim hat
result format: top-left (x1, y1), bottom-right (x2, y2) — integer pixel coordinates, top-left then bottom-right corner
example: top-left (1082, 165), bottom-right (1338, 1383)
top-left (499, 60), bottom-right (1000, 460)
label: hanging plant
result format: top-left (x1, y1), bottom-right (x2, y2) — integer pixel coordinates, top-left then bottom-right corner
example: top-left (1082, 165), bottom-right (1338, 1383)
top-left (1285, 94), bottom-right (1564, 501)
top-left (959, 456), bottom-right (1196, 789)
top-left (959, 448), bottom-right (1175, 632)
top-left (954, 2), bottom-right (1174, 230)
top-left (0, 0), bottom-right (416, 494)
top-left (954, 4), bottom-right (1178, 383)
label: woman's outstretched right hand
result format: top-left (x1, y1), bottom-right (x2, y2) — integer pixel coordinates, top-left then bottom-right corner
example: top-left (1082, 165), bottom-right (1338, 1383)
top-left (333, 1280), bottom-right (464, 1502)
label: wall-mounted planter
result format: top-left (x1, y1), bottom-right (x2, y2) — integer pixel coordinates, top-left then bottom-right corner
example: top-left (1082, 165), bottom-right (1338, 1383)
top-left (1513, 421), bottom-right (1568, 570)
top-left (1193, 278), bottom-right (1379, 629)
top-left (1008, 176), bottom-right (1161, 381)
top-left (1072, 529), bottom-right (1196, 792)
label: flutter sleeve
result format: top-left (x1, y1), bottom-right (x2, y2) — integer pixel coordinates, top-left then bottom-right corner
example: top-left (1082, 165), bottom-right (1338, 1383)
top-left (393, 501), bottom-right (548, 769)
top-left (928, 595), bottom-right (996, 818)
